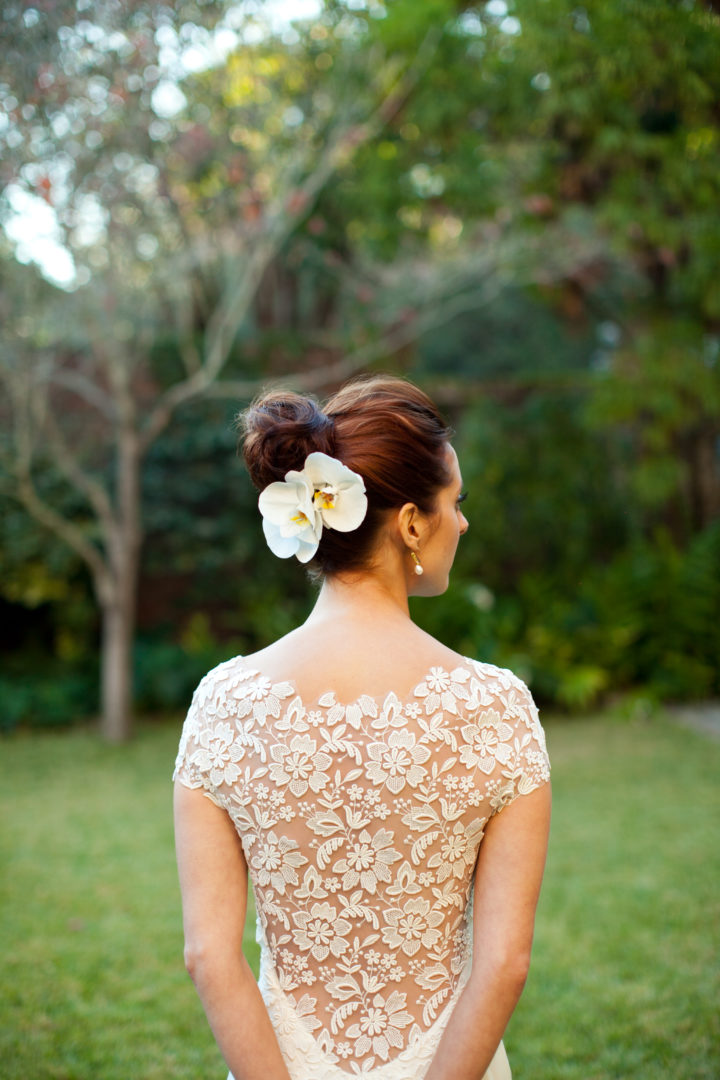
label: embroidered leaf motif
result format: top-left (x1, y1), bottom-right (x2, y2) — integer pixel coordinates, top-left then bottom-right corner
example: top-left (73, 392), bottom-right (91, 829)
top-left (422, 986), bottom-right (450, 1025)
top-left (331, 1000), bottom-right (361, 1033)
top-left (307, 810), bottom-right (344, 836)
top-left (326, 975), bottom-right (361, 1001)
top-left (411, 831), bottom-right (439, 863)
top-left (317, 836), bottom-right (344, 869)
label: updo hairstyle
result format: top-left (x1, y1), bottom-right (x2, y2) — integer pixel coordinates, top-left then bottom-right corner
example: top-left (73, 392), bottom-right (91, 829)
top-left (240, 375), bottom-right (453, 576)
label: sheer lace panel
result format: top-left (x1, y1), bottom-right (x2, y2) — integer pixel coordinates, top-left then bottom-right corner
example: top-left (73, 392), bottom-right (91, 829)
top-left (174, 657), bottom-right (549, 1074)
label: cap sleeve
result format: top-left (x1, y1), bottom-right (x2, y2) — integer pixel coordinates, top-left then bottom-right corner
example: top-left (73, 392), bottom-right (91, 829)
top-left (465, 660), bottom-right (551, 815)
top-left (173, 662), bottom-right (244, 808)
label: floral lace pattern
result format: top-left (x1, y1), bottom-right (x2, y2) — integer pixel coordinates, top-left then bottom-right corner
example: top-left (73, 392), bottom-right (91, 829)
top-left (174, 657), bottom-right (549, 1076)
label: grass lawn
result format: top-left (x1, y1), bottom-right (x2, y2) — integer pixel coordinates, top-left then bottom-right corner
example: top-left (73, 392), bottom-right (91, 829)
top-left (1, 713), bottom-right (718, 1079)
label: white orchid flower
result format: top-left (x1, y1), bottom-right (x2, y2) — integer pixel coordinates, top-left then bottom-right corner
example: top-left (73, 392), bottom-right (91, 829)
top-left (258, 452), bottom-right (367, 562)
top-left (258, 471), bottom-right (322, 563)
top-left (303, 452), bottom-right (367, 532)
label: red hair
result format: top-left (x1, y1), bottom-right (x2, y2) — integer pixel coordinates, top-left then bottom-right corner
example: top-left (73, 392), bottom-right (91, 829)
top-left (240, 375), bottom-right (453, 575)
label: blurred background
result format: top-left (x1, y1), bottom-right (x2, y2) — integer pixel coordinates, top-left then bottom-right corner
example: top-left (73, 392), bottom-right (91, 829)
top-left (2, 6), bottom-right (720, 1079)
top-left (1, 0), bottom-right (719, 741)
top-left (1, 0), bottom-right (720, 743)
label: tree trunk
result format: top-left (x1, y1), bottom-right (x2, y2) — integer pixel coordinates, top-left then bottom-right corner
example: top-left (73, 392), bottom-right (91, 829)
top-left (98, 423), bottom-right (142, 742)
top-left (99, 588), bottom-right (135, 743)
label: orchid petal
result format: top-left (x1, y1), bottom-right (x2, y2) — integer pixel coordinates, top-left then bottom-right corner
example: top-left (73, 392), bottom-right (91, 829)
top-left (294, 534), bottom-right (321, 563)
top-left (258, 477), bottom-right (315, 525)
top-left (321, 483), bottom-right (368, 532)
top-left (262, 519), bottom-right (301, 559)
top-left (303, 452), bottom-right (359, 489)
top-left (303, 451), bottom-right (367, 531)
top-left (262, 519), bottom-right (320, 561)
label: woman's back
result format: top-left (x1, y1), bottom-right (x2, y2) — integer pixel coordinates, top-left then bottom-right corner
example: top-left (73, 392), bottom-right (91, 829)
top-left (174, 377), bottom-right (551, 1080)
top-left (174, 633), bottom-right (549, 1076)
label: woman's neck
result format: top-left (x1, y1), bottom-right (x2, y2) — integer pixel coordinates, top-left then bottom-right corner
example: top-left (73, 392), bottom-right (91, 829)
top-left (306, 567), bottom-right (411, 627)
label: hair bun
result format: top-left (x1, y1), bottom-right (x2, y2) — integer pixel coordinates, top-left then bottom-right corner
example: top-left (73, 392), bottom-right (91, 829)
top-left (240, 391), bottom-right (335, 490)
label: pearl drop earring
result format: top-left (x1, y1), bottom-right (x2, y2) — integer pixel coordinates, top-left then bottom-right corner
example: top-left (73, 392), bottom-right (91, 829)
top-left (410, 551), bottom-right (423, 576)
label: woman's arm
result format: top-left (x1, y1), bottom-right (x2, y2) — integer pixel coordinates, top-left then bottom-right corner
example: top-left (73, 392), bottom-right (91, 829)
top-left (424, 782), bottom-right (552, 1080)
top-left (173, 782), bottom-right (292, 1080)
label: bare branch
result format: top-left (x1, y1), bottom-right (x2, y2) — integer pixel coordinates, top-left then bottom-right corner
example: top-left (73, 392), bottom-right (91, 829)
top-left (47, 368), bottom-right (116, 419)
top-left (290, 280), bottom-right (508, 393)
top-left (15, 469), bottom-right (110, 595)
top-left (199, 276), bottom-right (507, 403)
top-left (140, 28), bottom-right (445, 450)
top-left (39, 402), bottom-right (117, 544)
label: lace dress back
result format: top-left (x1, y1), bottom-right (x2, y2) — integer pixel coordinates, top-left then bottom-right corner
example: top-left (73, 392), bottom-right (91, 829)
top-left (174, 656), bottom-right (550, 1080)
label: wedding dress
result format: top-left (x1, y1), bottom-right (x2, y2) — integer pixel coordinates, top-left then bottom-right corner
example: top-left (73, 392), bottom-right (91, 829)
top-left (174, 656), bottom-right (550, 1080)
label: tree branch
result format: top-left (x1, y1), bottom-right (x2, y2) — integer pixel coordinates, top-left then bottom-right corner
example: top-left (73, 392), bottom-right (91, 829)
top-left (140, 27), bottom-right (445, 451)
top-left (38, 400), bottom-right (117, 545)
top-left (197, 274), bottom-right (507, 403)
top-left (47, 368), bottom-right (116, 420)
top-left (15, 468), bottom-right (110, 597)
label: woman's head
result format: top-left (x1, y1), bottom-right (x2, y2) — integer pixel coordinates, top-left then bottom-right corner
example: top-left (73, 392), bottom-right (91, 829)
top-left (240, 375), bottom-right (460, 580)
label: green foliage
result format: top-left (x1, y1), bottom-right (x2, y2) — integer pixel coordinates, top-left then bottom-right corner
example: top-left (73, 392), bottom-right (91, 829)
top-left (415, 522), bottom-right (720, 710)
top-left (584, 319), bottom-right (720, 528)
top-left (2, 0), bottom-right (719, 722)
top-left (0, 663), bottom-right (96, 732)
top-left (133, 636), bottom-right (222, 714)
top-left (408, 374), bottom-right (720, 711)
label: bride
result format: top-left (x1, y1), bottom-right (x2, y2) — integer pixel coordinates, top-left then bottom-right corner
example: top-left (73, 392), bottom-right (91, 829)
top-left (174, 375), bottom-right (551, 1080)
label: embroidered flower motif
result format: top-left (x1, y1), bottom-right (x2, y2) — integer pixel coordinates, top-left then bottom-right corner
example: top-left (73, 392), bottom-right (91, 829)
top-left (345, 991), bottom-right (413, 1061)
top-left (426, 667), bottom-right (451, 693)
top-left (247, 676), bottom-right (273, 701)
top-left (258, 452), bottom-right (367, 563)
top-left (381, 898), bottom-right (444, 956)
top-left (459, 709), bottom-right (514, 773)
top-left (268, 735), bottom-right (332, 797)
top-left (332, 828), bottom-right (402, 893)
top-left (365, 730), bottom-right (431, 794)
top-left (250, 831), bottom-right (308, 894)
top-left (190, 721), bottom-right (244, 787)
top-left (292, 902), bottom-right (351, 961)
top-left (488, 777), bottom-right (518, 813)
top-left (427, 820), bottom-right (478, 880)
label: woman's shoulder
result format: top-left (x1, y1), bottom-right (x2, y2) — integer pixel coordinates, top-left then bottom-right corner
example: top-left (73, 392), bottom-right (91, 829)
top-left (462, 655), bottom-right (534, 693)
top-left (189, 653), bottom-right (280, 707)
top-left (411, 630), bottom-right (533, 694)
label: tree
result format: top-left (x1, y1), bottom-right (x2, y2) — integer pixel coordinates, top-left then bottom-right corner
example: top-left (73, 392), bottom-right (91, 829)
top-left (1, 1), bottom-right (591, 737)
top-left (1, 1), bottom-right (629, 735)
top-left (0, 1), bottom-right (446, 739)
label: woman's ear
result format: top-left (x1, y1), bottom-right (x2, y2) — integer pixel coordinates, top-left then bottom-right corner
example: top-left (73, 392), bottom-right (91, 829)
top-left (396, 502), bottom-right (423, 549)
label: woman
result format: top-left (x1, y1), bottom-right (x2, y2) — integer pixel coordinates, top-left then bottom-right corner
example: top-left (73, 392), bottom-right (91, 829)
top-left (174, 375), bottom-right (551, 1080)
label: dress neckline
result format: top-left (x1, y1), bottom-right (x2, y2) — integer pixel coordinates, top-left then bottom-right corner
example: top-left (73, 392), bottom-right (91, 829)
top-left (228, 654), bottom-right (486, 711)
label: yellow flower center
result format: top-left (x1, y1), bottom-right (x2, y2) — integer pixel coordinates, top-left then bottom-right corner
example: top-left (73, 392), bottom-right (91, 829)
top-left (291, 510), bottom-right (309, 526)
top-left (314, 488), bottom-right (336, 511)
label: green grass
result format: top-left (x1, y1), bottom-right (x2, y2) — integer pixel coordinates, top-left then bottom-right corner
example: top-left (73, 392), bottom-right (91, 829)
top-left (1, 715), bottom-right (718, 1079)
